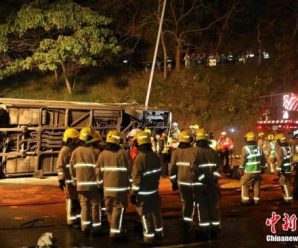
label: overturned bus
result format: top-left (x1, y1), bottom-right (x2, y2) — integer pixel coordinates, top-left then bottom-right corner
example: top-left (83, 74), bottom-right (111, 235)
top-left (0, 98), bottom-right (171, 178)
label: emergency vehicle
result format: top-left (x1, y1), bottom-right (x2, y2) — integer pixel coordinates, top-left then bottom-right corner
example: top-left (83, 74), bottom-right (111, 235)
top-left (256, 93), bottom-right (298, 133)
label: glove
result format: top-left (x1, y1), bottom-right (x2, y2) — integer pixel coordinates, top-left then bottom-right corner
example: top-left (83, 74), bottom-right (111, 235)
top-left (58, 179), bottom-right (66, 191)
top-left (172, 182), bottom-right (178, 191)
top-left (98, 187), bottom-right (104, 197)
top-left (130, 194), bottom-right (138, 205)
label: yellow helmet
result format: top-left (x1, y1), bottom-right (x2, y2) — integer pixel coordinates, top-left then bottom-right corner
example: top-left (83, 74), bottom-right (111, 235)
top-left (134, 131), bottom-right (151, 145)
top-left (267, 134), bottom-right (274, 141)
top-left (144, 128), bottom-right (151, 135)
top-left (86, 130), bottom-right (102, 144)
top-left (106, 130), bottom-right (123, 145)
top-left (196, 128), bottom-right (209, 141)
top-left (258, 132), bottom-right (265, 137)
top-left (275, 133), bottom-right (286, 142)
top-left (79, 127), bottom-right (94, 142)
top-left (179, 130), bottom-right (192, 143)
top-left (245, 132), bottom-right (255, 141)
top-left (63, 128), bottom-right (79, 143)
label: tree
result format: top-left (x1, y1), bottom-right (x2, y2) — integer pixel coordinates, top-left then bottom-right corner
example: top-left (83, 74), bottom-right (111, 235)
top-left (161, 0), bottom-right (247, 71)
top-left (0, 0), bottom-right (120, 94)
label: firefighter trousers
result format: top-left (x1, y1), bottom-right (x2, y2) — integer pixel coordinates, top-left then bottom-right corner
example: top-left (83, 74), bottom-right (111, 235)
top-left (241, 173), bottom-right (262, 203)
top-left (280, 174), bottom-right (293, 202)
top-left (104, 195), bottom-right (127, 238)
top-left (195, 185), bottom-right (220, 230)
top-left (179, 185), bottom-right (195, 223)
top-left (65, 184), bottom-right (80, 225)
top-left (78, 190), bottom-right (101, 232)
top-left (136, 193), bottom-right (163, 244)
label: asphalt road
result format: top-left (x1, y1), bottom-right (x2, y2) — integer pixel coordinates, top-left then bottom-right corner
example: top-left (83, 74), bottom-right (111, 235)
top-left (0, 175), bottom-right (297, 248)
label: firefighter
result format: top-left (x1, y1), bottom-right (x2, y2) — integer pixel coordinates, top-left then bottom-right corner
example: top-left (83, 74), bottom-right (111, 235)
top-left (218, 131), bottom-right (234, 172)
top-left (168, 130), bottom-right (199, 238)
top-left (290, 130), bottom-right (298, 200)
top-left (262, 134), bottom-right (276, 173)
top-left (96, 130), bottom-right (131, 241)
top-left (193, 128), bottom-right (221, 239)
top-left (239, 132), bottom-right (266, 205)
top-left (69, 127), bottom-right (102, 235)
top-left (131, 131), bottom-right (163, 246)
top-left (257, 132), bottom-right (265, 148)
top-left (275, 133), bottom-right (293, 203)
top-left (56, 128), bottom-right (80, 226)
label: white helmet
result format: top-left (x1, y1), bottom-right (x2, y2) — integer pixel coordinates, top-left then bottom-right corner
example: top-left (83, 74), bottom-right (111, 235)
top-left (127, 128), bottom-right (140, 138)
top-left (221, 131), bottom-right (227, 136)
top-left (172, 122), bottom-right (178, 128)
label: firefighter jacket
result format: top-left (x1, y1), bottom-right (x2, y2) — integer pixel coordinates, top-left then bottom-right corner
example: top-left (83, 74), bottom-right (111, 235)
top-left (169, 146), bottom-right (199, 187)
top-left (56, 145), bottom-right (74, 183)
top-left (131, 150), bottom-right (161, 196)
top-left (96, 148), bottom-right (132, 197)
top-left (218, 136), bottom-right (234, 152)
top-left (193, 146), bottom-right (221, 186)
top-left (239, 145), bottom-right (266, 173)
top-left (70, 146), bottom-right (101, 191)
top-left (276, 143), bottom-right (292, 174)
top-left (290, 138), bottom-right (298, 163)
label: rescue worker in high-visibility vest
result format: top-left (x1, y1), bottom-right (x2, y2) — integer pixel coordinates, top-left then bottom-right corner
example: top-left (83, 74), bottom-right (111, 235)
top-left (209, 132), bottom-right (220, 151)
top-left (168, 130), bottom-right (199, 238)
top-left (263, 134), bottom-right (276, 173)
top-left (290, 130), bottom-right (298, 200)
top-left (131, 131), bottom-right (163, 246)
top-left (275, 133), bottom-right (293, 203)
top-left (69, 127), bottom-right (102, 235)
top-left (193, 128), bottom-right (221, 239)
top-left (96, 130), bottom-right (132, 241)
top-left (239, 132), bottom-right (266, 205)
top-left (56, 128), bottom-right (80, 226)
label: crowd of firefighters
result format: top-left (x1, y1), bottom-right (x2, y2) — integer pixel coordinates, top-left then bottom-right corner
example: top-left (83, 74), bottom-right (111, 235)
top-left (56, 122), bottom-right (298, 245)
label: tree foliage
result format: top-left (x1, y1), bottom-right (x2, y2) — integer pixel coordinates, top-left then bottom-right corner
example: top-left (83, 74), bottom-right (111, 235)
top-left (0, 0), bottom-right (120, 94)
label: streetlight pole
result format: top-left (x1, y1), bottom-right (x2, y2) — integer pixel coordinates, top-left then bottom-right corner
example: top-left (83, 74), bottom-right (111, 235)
top-left (145, 0), bottom-right (167, 108)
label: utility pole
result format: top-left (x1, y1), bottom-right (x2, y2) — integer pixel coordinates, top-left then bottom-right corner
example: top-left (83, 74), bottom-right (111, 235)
top-left (145, 0), bottom-right (167, 108)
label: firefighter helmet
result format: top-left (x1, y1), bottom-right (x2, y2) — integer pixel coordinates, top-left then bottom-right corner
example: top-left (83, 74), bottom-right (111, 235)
top-left (106, 130), bottom-right (123, 145)
top-left (245, 132), bottom-right (255, 141)
top-left (258, 132), bottom-right (265, 137)
top-left (221, 131), bottom-right (227, 136)
top-left (79, 127), bottom-right (94, 142)
top-left (179, 130), bottom-right (192, 143)
top-left (86, 129), bottom-right (102, 144)
top-left (275, 133), bottom-right (286, 142)
top-left (134, 131), bottom-right (151, 145)
top-left (63, 128), bottom-right (79, 143)
top-left (144, 128), bottom-right (151, 135)
top-left (196, 128), bottom-right (208, 141)
top-left (172, 122), bottom-right (178, 128)
top-left (128, 128), bottom-right (141, 138)
top-left (267, 134), bottom-right (274, 141)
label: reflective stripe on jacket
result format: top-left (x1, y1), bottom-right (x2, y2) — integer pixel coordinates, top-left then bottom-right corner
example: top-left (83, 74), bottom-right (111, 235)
top-left (70, 146), bottom-right (101, 191)
top-left (168, 146), bottom-right (198, 186)
top-left (56, 145), bottom-right (74, 182)
top-left (281, 146), bottom-right (292, 174)
top-left (243, 145), bottom-right (263, 173)
top-left (131, 150), bottom-right (161, 196)
top-left (97, 149), bottom-right (132, 197)
top-left (194, 146), bottom-right (221, 185)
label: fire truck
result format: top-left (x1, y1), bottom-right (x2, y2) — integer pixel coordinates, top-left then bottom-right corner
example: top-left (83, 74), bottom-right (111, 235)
top-left (0, 98), bottom-right (171, 178)
top-left (256, 93), bottom-right (298, 133)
